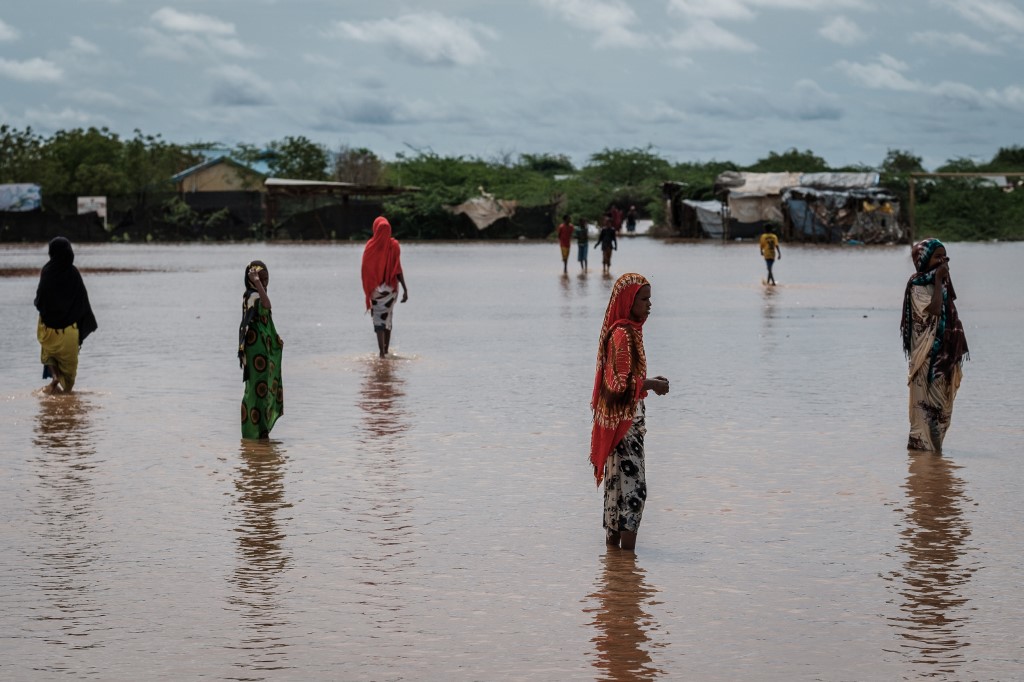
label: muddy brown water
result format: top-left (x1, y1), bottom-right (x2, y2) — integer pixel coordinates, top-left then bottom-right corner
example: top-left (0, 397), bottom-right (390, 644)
top-left (1, 239), bottom-right (1021, 680)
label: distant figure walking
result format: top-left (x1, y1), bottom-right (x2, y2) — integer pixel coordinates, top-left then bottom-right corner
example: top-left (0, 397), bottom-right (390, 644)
top-left (557, 214), bottom-right (574, 274)
top-left (625, 205), bottom-right (637, 234)
top-left (238, 260), bottom-right (284, 439)
top-left (901, 238), bottom-right (968, 452)
top-left (595, 217), bottom-right (618, 274)
top-left (590, 273), bottom-right (670, 552)
top-left (34, 236), bottom-right (98, 393)
top-left (362, 216), bottom-right (408, 357)
top-left (759, 223), bottom-right (781, 285)
top-left (575, 217), bottom-right (590, 272)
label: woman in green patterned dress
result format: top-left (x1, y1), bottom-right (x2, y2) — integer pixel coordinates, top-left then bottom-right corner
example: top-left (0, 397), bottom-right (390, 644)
top-left (238, 260), bottom-right (284, 439)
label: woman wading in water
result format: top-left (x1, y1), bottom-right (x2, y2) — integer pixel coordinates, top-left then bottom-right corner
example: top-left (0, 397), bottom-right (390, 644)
top-left (590, 273), bottom-right (670, 551)
top-left (238, 260), bottom-right (284, 439)
top-left (361, 216), bottom-right (408, 358)
top-left (34, 237), bottom-right (98, 393)
top-left (901, 238), bottom-right (968, 452)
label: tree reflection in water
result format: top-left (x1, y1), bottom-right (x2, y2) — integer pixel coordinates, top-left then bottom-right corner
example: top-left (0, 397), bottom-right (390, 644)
top-left (585, 550), bottom-right (665, 681)
top-left (886, 452), bottom-right (976, 677)
top-left (228, 439), bottom-right (293, 677)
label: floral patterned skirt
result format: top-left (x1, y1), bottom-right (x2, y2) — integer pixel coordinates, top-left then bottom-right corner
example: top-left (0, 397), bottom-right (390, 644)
top-left (603, 402), bottom-right (647, 534)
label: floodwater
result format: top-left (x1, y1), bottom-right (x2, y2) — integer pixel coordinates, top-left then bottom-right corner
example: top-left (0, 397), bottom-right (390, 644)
top-left (1, 238), bottom-right (1021, 681)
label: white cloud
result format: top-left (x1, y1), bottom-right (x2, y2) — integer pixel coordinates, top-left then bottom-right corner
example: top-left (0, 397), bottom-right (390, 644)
top-left (669, 20), bottom-right (755, 52)
top-left (0, 18), bottom-right (18, 41)
top-left (792, 79), bottom-right (842, 120)
top-left (142, 9), bottom-right (256, 61)
top-left (985, 84), bottom-right (1024, 109)
top-left (152, 7), bottom-right (236, 36)
top-left (207, 64), bottom-right (275, 106)
top-left (933, 0), bottom-right (1024, 35)
top-left (332, 12), bottom-right (496, 66)
top-left (668, 0), bottom-right (755, 21)
top-left (837, 55), bottom-right (917, 91)
top-left (533, 0), bottom-right (644, 47)
top-left (67, 89), bottom-right (128, 109)
top-left (669, 0), bottom-right (867, 21)
top-left (837, 54), bottom-right (1024, 112)
top-left (23, 106), bottom-right (100, 129)
top-left (70, 36), bottom-right (101, 54)
top-left (0, 57), bottom-right (63, 82)
top-left (910, 30), bottom-right (1000, 55)
top-left (819, 16), bottom-right (867, 45)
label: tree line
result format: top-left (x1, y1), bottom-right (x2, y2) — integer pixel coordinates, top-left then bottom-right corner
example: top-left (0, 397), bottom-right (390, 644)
top-left (2, 124), bottom-right (1023, 241)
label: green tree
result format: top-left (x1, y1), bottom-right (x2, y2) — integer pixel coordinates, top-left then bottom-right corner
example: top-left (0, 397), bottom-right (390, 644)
top-left (746, 148), bottom-right (828, 172)
top-left (265, 136), bottom-right (329, 180)
top-left (332, 145), bottom-right (384, 185)
top-left (986, 145), bottom-right (1024, 171)
top-left (583, 146), bottom-right (671, 186)
top-left (880, 148), bottom-right (924, 176)
top-left (0, 125), bottom-right (46, 184)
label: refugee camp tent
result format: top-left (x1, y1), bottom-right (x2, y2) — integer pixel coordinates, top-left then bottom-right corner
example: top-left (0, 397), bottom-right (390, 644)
top-left (714, 171), bottom-right (903, 243)
top-left (680, 199), bottom-right (726, 238)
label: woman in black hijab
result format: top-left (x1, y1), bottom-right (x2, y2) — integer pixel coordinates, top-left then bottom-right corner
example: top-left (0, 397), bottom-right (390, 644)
top-left (34, 237), bottom-right (98, 392)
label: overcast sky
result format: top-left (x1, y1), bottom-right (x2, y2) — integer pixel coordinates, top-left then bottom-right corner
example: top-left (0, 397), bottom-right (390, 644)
top-left (1, 1), bottom-right (1022, 170)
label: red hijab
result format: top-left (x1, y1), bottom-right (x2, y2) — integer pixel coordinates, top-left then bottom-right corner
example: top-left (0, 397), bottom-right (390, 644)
top-left (361, 216), bottom-right (403, 310)
top-left (590, 273), bottom-right (649, 485)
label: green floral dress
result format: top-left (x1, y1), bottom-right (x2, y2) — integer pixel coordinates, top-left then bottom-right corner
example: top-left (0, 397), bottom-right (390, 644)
top-left (239, 294), bottom-right (284, 438)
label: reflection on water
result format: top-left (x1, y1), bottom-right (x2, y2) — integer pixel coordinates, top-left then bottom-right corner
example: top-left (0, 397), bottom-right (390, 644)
top-left (30, 394), bottom-right (107, 665)
top-left (353, 359), bottom-right (417, 634)
top-left (585, 550), bottom-right (665, 681)
top-left (886, 452), bottom-right (976, 677)
top-left (227, 439), bottom-right (293, 678)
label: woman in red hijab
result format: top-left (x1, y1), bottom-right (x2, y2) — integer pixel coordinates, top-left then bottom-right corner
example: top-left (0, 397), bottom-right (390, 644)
top-left (591, 273), bottom-right (670, 551)
top-left (361, 216), bottom-right (408, 358)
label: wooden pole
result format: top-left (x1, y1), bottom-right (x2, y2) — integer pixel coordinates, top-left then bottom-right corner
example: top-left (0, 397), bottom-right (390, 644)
top-left (907, 176), bottom-right (916, 245)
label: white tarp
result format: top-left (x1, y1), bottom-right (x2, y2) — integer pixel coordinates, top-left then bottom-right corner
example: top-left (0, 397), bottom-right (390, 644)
top-left (447, 194), bottom-right (517, 230)
top-left (682, 199), bottom-right (725, 237)
top-left (0, 183), bottom-right (42, 212)
top-left (798, 172), bottom-right (879, 189)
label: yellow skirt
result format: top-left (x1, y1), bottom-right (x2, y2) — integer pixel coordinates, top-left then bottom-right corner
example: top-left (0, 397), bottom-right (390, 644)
top-left (37, 317), bottom-right (80, 391)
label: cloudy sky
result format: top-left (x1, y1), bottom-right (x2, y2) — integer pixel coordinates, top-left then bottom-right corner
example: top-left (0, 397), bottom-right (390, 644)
top-left (1, 0), bottom-right (1022, 169)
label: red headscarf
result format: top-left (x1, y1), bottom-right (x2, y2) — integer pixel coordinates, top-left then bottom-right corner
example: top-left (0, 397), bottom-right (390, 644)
top-left (361, 216), bottom-right (403, 310)
top-left (590, 273), bottom-right (649, 485)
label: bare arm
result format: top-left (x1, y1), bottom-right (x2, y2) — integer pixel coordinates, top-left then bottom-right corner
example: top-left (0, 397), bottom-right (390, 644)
top-left (643, 376), bottom-right (670, 396)
top-left (397, 273), bottom-right (408, 302)
top-left (248, 271), bottom-right (271, 310)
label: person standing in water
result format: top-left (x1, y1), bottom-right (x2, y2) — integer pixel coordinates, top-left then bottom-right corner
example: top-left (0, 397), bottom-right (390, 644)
top-left (901, 238), bottom-right (968, 452)
top-left (759, 223), bottom-right (781, 285)
top-left (34, 236), bottom-right (98, 393)
top-left (575, 217), bottom-right (590, 273)
top-left (590, 273), bottom-right (670, 551)
top-left (557, 214), bottom-right (574, 274)
top-left (361, 216), bottom-right (408, 358)
top-left (595, 217), bottom-right (618, 275)
top-left (239, 260), bottom-right (284, 439)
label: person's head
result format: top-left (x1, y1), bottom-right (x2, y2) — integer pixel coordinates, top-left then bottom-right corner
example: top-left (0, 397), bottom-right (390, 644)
top-left (48, 236), bottom-right (74, 267)
top-left (630, 283), bottom-right (652, 323)
top-left (603, 273), bottom-right (651, 330)
top-left (372, 215), bottom-right (392, 240)
top-left (912, 238), bottom-right (947, 273)
top-left (563, 214), bottom-right (570, 223)
top-left (763, 223), bottom-right (775, 234)
top-left (579, 217), bottom-right (588, 227)
top-left (245, 260), bottom-right (268, 289)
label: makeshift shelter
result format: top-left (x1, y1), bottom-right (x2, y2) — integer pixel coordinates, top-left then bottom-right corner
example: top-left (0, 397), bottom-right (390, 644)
top-left (0, 184), bottom-right (42, 212)
top-left (714, 171), bottom-right (902, 243)
top-left (680, 199), bottom-right (726, 238)
top-left (445, 190), bottom-right (557, 239)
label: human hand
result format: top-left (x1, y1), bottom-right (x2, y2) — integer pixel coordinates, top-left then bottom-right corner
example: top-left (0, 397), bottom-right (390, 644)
top-left (401, 290), bottom-right (409, 303)
top-left (649, 376), bottom-right (670, 395)
top-left (247, 269), bottom-right (260, 285)
top-left (935, 259), bottom-right (949, 280)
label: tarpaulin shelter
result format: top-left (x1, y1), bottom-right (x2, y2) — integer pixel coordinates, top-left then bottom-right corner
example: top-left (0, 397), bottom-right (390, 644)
top-left (714, 171), bottom-right (901, 242)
